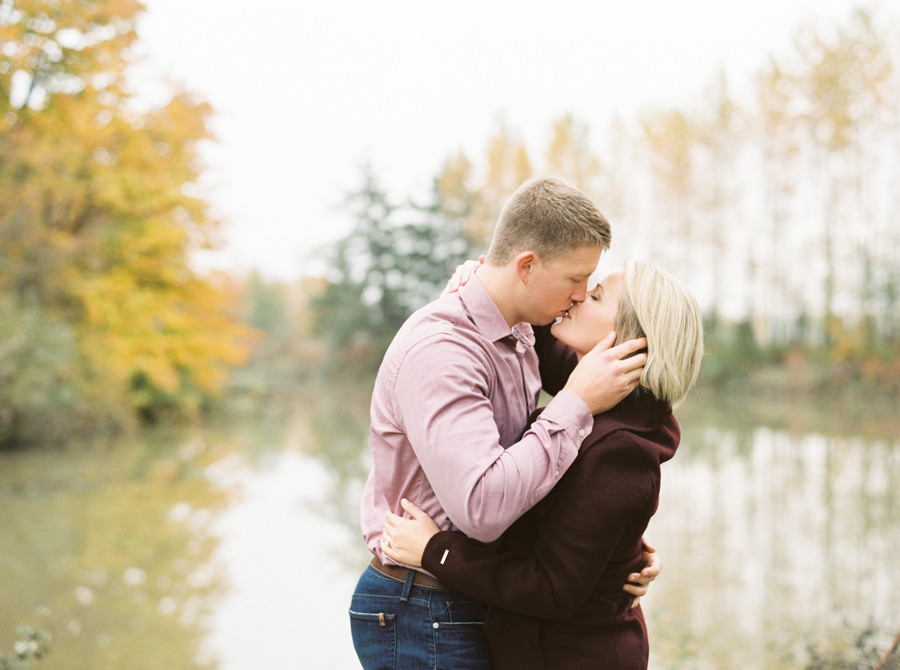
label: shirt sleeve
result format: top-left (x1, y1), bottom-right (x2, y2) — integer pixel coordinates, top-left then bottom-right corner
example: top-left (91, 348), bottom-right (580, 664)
top-left (392, 335), bottom-right (593, 543)
top-left (420, 433), bottom-right (655, 619)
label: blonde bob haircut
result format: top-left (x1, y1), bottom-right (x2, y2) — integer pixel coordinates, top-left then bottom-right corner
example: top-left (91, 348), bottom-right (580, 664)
top-left (614, 259), bottom-right (704, 408)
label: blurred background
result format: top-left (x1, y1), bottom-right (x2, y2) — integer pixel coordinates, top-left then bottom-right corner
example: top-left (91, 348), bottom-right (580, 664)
top-left (2, 1), bottom-right (899, 669)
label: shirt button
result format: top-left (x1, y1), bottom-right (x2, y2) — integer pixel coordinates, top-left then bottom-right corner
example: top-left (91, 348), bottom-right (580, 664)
top-left (579, 429), bottom-right (585, 437)
top-left (555, 469), bottom-right (560, 477)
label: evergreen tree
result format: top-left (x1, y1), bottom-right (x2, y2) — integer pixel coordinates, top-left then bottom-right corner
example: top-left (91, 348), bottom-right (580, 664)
top-left (313, 166), bottom-right (471, 368)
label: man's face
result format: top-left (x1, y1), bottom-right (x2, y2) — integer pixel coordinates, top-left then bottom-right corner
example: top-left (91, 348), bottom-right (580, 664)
top-left (526, 245), bottom-right (602, 326)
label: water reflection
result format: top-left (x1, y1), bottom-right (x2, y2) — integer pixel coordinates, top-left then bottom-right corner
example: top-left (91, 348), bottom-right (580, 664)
top-left (202, 450), bottom-right (368, 669)
top-left (2, 383), bottom-right (898, 670)
top-left (0, 427), bottom-right (231, 669)
top-left (302, 377), bottom-right (376, 544)
top-left (646, 426), bottom-right (900, 669)
top-left (201, 383), bottom-right (374, 668)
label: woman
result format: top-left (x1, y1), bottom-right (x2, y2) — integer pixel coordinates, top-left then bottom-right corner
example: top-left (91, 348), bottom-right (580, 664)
top-left (381, 259), bottom-right (704, 670)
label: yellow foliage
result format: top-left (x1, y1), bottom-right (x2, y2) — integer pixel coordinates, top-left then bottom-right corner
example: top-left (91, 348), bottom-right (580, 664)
top-left (465, 123), bottom-right (534, 247)
top-left (0, 0), bottom-right (254, 426)
top-left (436, 151), bottom-right (475, 219)
top-left (545, 113), bottom-right (601, 192)
top-left (640, 108), bottom-right (696, 199)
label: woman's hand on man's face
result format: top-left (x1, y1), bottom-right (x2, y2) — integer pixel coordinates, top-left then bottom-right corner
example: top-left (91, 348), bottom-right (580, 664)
top-left (381, 499), bottom-right (441, 568)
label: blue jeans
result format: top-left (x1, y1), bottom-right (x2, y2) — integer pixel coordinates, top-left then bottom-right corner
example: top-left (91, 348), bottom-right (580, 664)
top-left (349, 564), bottom-right (492, 670)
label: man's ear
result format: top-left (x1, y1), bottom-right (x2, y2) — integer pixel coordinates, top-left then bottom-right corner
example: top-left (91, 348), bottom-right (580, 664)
top-left (514, 251), bottom-right (538, 284)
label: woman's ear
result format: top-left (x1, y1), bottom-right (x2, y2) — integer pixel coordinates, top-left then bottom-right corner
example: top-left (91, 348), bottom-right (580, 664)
top-left (514, 251), bottom-right (538, 284)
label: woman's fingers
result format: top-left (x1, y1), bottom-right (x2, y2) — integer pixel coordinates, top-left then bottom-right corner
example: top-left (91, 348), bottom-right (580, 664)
top-left (384, 504), bottom-right (425, 546)
top-left (400, 498), bottom-right (427, 520)
top-left (607, 337), bottom-right (648, 363)
top-left (400, 498), bottom-right (440, 534)
top-left (443, 257), bottom-right (486, 295)
top-left (384, 511), bottom-right (402, 534)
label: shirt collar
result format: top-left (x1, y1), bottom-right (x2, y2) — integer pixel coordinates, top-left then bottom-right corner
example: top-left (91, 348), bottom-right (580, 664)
top-left (459, 274), bottom-right (535, 346)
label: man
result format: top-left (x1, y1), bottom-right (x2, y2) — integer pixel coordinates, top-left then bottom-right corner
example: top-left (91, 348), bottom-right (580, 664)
top-left (350, 176), bottom-right (653, 670)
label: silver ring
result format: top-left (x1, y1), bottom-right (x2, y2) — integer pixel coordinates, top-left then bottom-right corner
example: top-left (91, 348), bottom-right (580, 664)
top-left (384, 536), bottom-right (392, 548)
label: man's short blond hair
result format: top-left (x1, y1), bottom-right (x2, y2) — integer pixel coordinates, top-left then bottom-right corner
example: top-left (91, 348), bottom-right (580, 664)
top-left (486, 176), bottom-right (611, 265)
top-left (614, 260), bottom-right (704, 408)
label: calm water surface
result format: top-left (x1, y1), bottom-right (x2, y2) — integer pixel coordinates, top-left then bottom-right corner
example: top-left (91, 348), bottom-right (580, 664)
top-left (1, 383), bottom-right (898, 670)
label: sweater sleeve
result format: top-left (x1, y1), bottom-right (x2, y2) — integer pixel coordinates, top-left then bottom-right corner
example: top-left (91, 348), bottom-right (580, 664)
top-left (421, 433), bottom-right (655, 620)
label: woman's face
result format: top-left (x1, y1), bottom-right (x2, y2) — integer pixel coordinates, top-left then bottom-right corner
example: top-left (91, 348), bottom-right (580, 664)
top-left (551, 271), bottom-right (624, 357)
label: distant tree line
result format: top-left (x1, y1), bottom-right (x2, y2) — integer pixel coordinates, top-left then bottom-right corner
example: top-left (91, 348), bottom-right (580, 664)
top-left (314, 8), bottom-right (900, 394)
top-left (3, 3), bottom-right (897, 447)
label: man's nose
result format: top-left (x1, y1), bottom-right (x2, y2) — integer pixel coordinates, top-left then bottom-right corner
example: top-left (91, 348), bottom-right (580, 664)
top-left (570, 281), bottom-right (588, 303)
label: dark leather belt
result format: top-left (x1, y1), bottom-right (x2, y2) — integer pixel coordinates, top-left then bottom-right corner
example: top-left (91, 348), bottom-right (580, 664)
top-left (370, 556), bottom-right (447, 590)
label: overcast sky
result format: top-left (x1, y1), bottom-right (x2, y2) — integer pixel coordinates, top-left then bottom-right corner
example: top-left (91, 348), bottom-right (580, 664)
top-left (134, 0), bottom-right (882, 280)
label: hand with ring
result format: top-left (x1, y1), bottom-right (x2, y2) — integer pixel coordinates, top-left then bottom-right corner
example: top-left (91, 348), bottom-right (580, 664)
top-left (380, 499), bottom-right (440, 568)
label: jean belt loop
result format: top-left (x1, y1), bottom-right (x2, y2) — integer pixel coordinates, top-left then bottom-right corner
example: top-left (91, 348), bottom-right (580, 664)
top-left (400, 568), bottom-right (415, 602)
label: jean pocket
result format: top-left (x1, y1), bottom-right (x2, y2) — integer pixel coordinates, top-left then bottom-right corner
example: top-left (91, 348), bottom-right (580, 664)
top-left (349, 606), bottom-right (396, 670)
top-left (432, 617), bottom-right (491, 670)
top-left (446, 599), bottom-right (489, 624)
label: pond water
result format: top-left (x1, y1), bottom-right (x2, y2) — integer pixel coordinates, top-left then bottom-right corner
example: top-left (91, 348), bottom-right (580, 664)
top-left (2, 382), bottom-right (899, 670)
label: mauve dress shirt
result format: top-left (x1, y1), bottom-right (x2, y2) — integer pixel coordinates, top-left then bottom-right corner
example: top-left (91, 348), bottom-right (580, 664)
top-left (361, 274), bottom-right (593, 568)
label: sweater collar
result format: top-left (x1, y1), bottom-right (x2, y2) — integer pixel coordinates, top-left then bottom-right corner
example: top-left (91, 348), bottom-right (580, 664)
top-left (590, 390), bottom-right (680, 462)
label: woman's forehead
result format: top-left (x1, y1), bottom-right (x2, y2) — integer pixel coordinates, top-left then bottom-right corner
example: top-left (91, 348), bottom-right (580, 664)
top-left (600, 270), bottom-right (624, 286)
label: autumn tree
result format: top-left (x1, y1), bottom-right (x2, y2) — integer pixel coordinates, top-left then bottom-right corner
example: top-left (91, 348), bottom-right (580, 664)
top-left (693, 71), bottom-right (743, 324)
top-left (743, 8), bottom-right (900, 352)
top-left (639, 106), bottom-right (699, 282)
top-left (460, 119), bottom-right (533, 249)
top-left (544, 113), bottom-right (601, 195)
top-left (0, 0), bottom-right (252, 445)
top-left (789, 9), bottom-right (897, 350)
top-left (435, 113), bottom-right (610, 254)
top-left (754, 56), bottom-right (805, 345)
